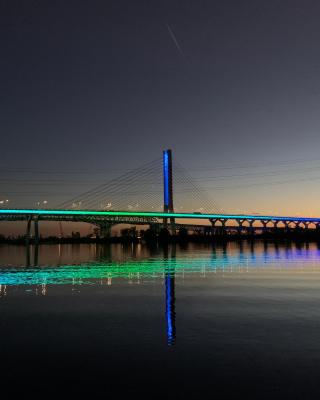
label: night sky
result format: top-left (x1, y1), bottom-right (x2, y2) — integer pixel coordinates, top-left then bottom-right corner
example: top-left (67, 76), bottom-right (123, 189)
top-left (1, 0), bottom-right (320, 232)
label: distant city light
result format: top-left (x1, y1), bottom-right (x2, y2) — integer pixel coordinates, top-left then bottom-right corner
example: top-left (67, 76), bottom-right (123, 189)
top-left (0, 199), bottom-right (9, 206)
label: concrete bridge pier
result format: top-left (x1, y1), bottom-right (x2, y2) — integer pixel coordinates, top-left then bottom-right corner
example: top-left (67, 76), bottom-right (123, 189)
top-left (34, 217), bottom-right (39, 245)
top-left (170, 221), bottom-right (177, 236)
top-left (210, 219), bottom-right (218, 235)
top-left (293, 221), bottom-right (302, 230)
top-left (261, 220), bottom-right (270, 232)
top-left (273, 220), bottom-right (279, 229)
top-left (237, 219), bottom-right (246, 234)
top-left (220, 219), bottom-right (228, 235)
top-left (303, 222), bottom-right (310, 229)
top-left (248, 220), bottom-right (255, 235)
top-left (26, 216), bottom-right (32, 244)
top-left (25, 216), bottom-right (40, 244)
top-left (287, 221), bottom-right (295, 230)
top-left (283, 221), bottom-right (289, 232)
top-left (210, 218), bottom-right (227, 235)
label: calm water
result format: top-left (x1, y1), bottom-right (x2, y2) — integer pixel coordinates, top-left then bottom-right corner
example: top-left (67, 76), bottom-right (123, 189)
top-left (2, 241), bottom-right (320, 397)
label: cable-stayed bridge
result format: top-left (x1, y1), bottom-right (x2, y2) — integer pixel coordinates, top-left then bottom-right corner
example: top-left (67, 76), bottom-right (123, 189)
top-left (1, 149), bottom-right (320, 241)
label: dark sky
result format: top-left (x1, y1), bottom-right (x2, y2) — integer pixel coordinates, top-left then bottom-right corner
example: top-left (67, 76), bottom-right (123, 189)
top-left (1, 0), bottom-right (320, 219)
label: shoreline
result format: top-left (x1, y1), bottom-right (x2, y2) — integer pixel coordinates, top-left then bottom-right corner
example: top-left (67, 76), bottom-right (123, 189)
top-left (1, 231), bottom-right (320, 245)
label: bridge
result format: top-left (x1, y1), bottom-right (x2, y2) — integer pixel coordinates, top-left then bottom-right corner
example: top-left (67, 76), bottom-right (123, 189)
top-left (1, 150), bottom-right (319, 347)
top-left (1, 149), bottom-right (320, 241)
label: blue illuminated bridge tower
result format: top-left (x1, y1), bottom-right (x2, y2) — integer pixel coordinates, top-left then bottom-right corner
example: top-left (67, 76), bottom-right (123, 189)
top-left (163, 149), bottom-right (175, 231)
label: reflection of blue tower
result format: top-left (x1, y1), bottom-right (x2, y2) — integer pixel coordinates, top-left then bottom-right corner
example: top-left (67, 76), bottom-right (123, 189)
top-left (165, 272), bottom-right (176, 345)
top-left (164, 244), bottom-right (176, 346)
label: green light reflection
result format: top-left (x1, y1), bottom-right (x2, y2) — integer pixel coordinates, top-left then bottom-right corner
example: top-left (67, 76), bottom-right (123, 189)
top-left (1, 249), bottom-right (320, 286)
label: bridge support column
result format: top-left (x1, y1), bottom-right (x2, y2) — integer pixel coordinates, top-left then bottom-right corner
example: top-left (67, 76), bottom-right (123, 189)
top-left (283, 221), bottom-right (289, 232)
top-left (287, 221), bottom-right (294, 230)
top-left (26, 216), bottom-right (32, 244)
top-left (248, 220), bottom-right (255, 235)
top-left (294, 221), bottom-right (301, 230)
top-left (210, 219), bottom-right (228, 236)
top-left (221, 219), bottom-right (228, 235)
top-left (261, 220), bottom-right (270, 232)
top-left (209, 219), bottom-right (216, 236)
top-left (170, 221), bottom-right (176, 236)
top-left (273, 220), bottom-right (279, 229)
top-left (220, 219), bottom-right (227, 230)
top-left (34, 217), bottom-right (39, 245)
top-left (237, 219), bottom-right (246, 234)
top-left (210, 219), bottom-right (217, 227)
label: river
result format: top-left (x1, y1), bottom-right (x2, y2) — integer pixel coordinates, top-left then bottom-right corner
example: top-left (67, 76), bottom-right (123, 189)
top-left (1, 241), bottom-right (320, 398)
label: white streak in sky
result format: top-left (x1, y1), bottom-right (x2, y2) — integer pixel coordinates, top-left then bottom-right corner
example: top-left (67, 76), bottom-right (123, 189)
top-left (166, 24), bottom-right (184, 57)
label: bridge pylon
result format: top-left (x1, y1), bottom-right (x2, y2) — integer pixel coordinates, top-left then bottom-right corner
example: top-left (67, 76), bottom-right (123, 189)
top-left (163, 149), bottom-right (175, 232)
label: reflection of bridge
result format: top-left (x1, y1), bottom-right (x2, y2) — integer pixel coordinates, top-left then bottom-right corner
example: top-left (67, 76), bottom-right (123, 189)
top-left (1, 149), bottom-right (320, 240)
top-left (3, 240), bottom-right (320, 345)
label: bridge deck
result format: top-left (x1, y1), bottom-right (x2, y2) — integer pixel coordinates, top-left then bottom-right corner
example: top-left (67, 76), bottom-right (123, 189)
top-left (0, 209), bottom-right (319, 223)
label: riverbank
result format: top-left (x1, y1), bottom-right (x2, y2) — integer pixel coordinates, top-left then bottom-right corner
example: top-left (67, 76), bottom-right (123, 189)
top-left (2, 228), bottom-right (320, 245)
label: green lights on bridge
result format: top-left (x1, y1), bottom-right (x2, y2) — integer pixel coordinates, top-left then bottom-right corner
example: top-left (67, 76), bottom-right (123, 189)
top-left (0, 209), bottom-right (319, 223)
